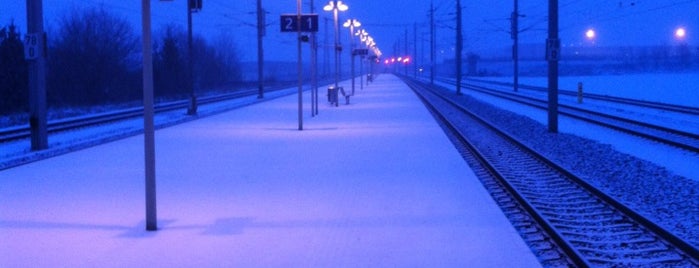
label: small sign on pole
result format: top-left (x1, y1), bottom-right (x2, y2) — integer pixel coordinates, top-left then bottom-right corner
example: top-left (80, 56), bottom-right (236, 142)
top-left (23, 33), bottom-right (43, 60)
top-left (280, 14), bottom-right (319, 32)
top-left (545, 38), bottom-right (560, 61)
top-left (353, 48), bottom-right (368, 56)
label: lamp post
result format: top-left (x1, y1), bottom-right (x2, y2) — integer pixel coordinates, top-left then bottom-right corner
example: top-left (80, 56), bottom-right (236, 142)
top-left (296, 0), bottom-right (303, 130)
top-left (547, 0), bottom-right (559, 133)
top-left (187, 0), bottom-right (202, 115)
top-left (323, 0), bottom-right (348, 91)
top-left (511, 0), bottom-right (521, 92)
top-left (358, 29), bottom-right (368, 90)
top-left (257, 0), bottom-right (265, 99)
top-left (365, 37), bottom-right (375, 85)
top-left (343, 19), bottom-right (360, 96)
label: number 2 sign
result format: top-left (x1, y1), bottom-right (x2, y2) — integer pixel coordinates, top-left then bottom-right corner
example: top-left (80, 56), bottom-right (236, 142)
top-left (280, 14), bottom-right (318, 32)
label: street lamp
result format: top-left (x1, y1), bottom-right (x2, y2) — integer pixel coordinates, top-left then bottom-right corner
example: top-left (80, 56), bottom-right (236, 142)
top-left (365, 36), bottom-right (377, 83)
top-left (187, 0), bottom-right (202, 115)
top-left (585, 28), bottom-right (596, 40)
top-left (323, 1), bottom-right (348, 92)
top-left (343, 18), bottom-right (360, 95)
top-left (675, 27), bottom-right (687, 40)
top-left (358, 29), bottom-right (368, 89)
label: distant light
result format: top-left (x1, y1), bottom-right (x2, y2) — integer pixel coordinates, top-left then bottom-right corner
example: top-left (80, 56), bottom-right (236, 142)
top-left (675, 27), bottom-right (687, 39)
top-left (343, 19), bottom-right (361, 28)
top-left (337, 1), bottom-right (348, 11)
top-left (323, 1), bottom-right (333, 11)
top-left (323, 1), bottom-right (348, 12)
top-left (585, 29), bottom-right (596, 39)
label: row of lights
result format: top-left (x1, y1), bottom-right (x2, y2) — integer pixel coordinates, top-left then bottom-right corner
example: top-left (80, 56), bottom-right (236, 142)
top-left (585, 27), bottom-right (688, 40)
top-left (384, 56), bottom-right (411, 65)
top-left (322, 1), bottom-right (382, 92)
top-left (322, 1), bottom-right (381, 57)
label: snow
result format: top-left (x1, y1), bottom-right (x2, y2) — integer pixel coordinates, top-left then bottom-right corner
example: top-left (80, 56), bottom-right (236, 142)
top-left (3, 71), bottom-right (697, 265)
top-left (485, 73), bottom-right (699, 108)
top-left (446, 73), bottom-right (699, 180)
top-left (0, 75), bottom-right (541, 267)
top-left (433, 73), bottom-right (699, 250)
top-left (0, 88), bottom-right (298, 170)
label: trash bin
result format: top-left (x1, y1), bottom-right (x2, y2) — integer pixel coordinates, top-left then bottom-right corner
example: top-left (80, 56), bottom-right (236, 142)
top-left (327, 86), bottom-right (339, 106)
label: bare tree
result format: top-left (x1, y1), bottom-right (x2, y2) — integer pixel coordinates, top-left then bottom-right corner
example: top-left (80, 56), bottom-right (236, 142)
top-left (154, 24), bottom-right (188, 99)
top-left (0, 21), bottom-right (28, 114)
top-left (49, 6), bottom-right (139, 106)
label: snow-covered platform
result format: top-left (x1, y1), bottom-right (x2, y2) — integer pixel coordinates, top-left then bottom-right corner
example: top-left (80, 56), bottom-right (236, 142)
top-left (0, 74), bottom-right (540, 267)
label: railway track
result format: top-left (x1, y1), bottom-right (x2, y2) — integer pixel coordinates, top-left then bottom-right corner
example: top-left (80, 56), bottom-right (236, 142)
top-left (463, 78), bottom-right (699, 116)
top-left (438, 78), bottom-right (699, 153)
top-left (0, 85), bottom-right (296, 143)
top-left (402, 76), bottom-right (699, 267)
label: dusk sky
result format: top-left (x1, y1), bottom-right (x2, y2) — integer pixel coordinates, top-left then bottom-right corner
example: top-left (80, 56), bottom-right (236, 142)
top-left (3, 0), bottom-right (697, 62)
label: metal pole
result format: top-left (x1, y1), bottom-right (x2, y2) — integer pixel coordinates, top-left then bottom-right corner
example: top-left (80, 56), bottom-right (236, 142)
top-left (413, 22), bottom-right (418, 78)
top-left (186, 2), bottom-right (197, 115)
top-left (141, 0), bottom-right (157, 231)
top-left (297, 0), bottom-right (303, 130)
top-left (405, 28), bottom-right (409, 76)
top-left (421, 32), bottom-right (426, 78)
top-left (547, 0), bottom-right (559, 133)
top-left (26, 0), bottom-right (48, 151)
top-left (369, 55), bottom-right (373, 83)
top-left (350, 22), bottom-right (355, 96)
top-left (456, 0), bottom-right (463, 95)
top-left (324, 17), bottom-right (330, 78)
top-left (430, 1), bottom-right (435, 85)
top-left (333, 2), bottom-right (339, 89)
top-left (359, 53), bottom-right (363, 90)
top-left (257, 0), bottom-right (265, 99)
top-left (310, 0), bottom-right (318, 116)
top-left (513, 0), bottom-right (519, 92)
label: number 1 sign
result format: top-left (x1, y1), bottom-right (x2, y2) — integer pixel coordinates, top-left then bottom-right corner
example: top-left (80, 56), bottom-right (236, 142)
top-left (280, 14), bottom-right (319, 32)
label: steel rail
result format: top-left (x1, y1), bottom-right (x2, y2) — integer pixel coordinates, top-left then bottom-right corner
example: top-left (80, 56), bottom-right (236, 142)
top-left (402, 76), bottom-right (699, 266)
top-left (462, 77), bottom-right (699, 116)
top-left (0, 84), bottom-right (302, 143)
top-left (403, 77), bottom-right (588, 267)
top-left (440, 78), bottom-right (699, 153)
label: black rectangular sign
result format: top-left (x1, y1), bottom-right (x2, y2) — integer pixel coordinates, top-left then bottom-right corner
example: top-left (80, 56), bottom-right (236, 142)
top-left (280, 14), bottom-right (319, 32)
top-left (353, 48), bottom-right (369, 56)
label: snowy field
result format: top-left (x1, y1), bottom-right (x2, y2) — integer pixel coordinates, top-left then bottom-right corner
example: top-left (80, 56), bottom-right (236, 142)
top-left (482, 72), bottom-right (699, 107)
top-left (0, 76), bottom-right (541, 267)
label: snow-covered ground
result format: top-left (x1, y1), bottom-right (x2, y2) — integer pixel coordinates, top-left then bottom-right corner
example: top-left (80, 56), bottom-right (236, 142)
top-left (2, 71), bottom-right (697, 265)
top-left (451, 72), bottom-right (699, 181)
top-left (0, 88), bottom-right (298, 170)
top-left (436, 73), bottom-right (699, 250)
top-left (0, 76), bottom-right (541, 267)
top-left (484, 73), bottom-right (699, 108)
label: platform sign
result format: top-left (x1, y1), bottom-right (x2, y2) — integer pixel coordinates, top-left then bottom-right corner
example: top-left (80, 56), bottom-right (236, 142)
top-left (546, 38), bottom-right (560, 61)
top-left (24, 33), bottom-right (43, 60)
top-left (353, 48), bottom-right (368, 56)
top-left (280, 14), bottom-right (318, 32)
